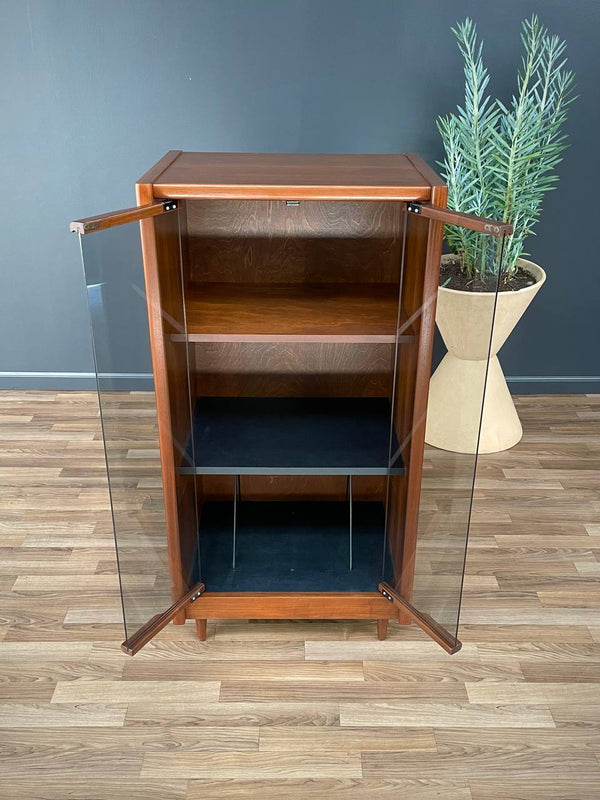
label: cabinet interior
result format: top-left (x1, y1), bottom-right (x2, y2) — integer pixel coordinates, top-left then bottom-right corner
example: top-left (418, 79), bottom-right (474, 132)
top-left (168, 198), bottom-right (420, 592)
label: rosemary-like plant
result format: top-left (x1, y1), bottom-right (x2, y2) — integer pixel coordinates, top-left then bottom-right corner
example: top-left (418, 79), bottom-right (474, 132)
top-left (437, 16), bottom-right (576, 281)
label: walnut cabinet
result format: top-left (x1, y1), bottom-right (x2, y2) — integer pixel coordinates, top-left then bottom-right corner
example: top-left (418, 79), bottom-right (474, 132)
top-left (71, 152), bottom-right (508, 655)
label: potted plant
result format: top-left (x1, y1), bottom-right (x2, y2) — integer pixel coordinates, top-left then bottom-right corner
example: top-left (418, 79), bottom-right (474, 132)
top-left (425, 15), bottom-right (576, 453)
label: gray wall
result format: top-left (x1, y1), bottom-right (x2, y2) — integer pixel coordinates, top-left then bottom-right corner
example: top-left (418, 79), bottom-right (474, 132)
top-left (1, 0), bottom-right (598, 392)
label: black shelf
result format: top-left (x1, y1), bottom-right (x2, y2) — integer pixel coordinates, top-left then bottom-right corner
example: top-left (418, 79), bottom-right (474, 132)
top-left (196, 500), bottom-right (392, 592)
top-left (180, 396), bottom-right (404, 476)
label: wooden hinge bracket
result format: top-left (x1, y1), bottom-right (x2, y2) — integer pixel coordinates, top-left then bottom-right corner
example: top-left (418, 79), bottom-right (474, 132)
top-left (404, 201), bottom-right (513, 237)
top-left (378, 582), bottom-right (462, 655)
top-left (121, 582), bottom-right (205, 656)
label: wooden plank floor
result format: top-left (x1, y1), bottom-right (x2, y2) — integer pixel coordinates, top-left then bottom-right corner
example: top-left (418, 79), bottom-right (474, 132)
top-left (0, 390), bottom-right (599, 799)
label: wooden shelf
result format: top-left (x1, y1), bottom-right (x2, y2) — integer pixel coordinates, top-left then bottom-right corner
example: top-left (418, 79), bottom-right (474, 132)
top-left (176, 283), bottom-right (409, 343)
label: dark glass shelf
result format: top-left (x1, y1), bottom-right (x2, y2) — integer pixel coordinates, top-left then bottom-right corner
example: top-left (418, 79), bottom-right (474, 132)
top-left (196, 500), bottom-right (392, 592)
top-left (180, 396), bottom-right (404, 476)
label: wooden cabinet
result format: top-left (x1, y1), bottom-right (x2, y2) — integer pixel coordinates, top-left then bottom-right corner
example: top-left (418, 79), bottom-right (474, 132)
top-left (72, 152), bottom-right (507, 655)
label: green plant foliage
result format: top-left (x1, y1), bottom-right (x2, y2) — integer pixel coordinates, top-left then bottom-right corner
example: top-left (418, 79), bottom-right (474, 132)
top-left (437, 15), bottom-right (576, 280)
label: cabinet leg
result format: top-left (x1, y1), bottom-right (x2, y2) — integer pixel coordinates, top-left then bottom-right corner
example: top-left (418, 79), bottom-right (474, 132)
top-left (377, 619), bottom-right (388, 640)
top-left (195, 619), bottom-right (207, 641)
top-left (172, 610), bottom-right (186, 626)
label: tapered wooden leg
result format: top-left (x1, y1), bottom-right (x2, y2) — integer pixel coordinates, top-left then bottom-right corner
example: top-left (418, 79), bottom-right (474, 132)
top-left (377, 619), bottom-right (388, 640)
top-left (195, 619), bottom-right (207, 641)
top-left (172, 610), bottom-right (186, 625)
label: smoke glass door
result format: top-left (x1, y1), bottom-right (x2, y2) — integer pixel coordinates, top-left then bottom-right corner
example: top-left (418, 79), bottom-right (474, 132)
top-left (72, 202), bottom-right (199, 653)
top-left (383, 204), bottom-right (509, 652)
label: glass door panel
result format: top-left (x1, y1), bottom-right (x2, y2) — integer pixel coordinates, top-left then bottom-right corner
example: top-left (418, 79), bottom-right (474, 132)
top-left (383, 204), bottom-right (509, 652)
top-left (73, 202), bottom-right (200, 653)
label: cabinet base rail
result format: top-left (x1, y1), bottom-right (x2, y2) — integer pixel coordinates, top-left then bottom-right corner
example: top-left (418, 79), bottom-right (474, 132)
top-left (121, 585), bottom-right (461, 654)
top-left (185, 590), bottom-right (400, 626)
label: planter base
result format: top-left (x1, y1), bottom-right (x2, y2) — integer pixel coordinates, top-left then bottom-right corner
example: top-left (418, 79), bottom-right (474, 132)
top-left (425, 353), bottom-right (522, 454)
top-left (426, 257), bottom-right (545, 455)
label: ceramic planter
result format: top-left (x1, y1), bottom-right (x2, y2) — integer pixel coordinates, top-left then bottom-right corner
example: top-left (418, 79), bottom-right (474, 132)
top-left (425, 256), bottom-right (546, 454)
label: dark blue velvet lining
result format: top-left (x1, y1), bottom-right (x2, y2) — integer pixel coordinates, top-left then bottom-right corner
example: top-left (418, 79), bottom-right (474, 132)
top-left (181, 397), bottom-right (404, 475)
top-left (195, 500), bottom-right (393, 592)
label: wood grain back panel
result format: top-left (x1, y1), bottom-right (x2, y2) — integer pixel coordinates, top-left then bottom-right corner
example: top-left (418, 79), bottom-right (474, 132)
top-left (185, 200), bottom-right (403, 284)
top-left (192, 341), bottom-right (394, 399)
top-left (200, 474), bottom-right (386, 504)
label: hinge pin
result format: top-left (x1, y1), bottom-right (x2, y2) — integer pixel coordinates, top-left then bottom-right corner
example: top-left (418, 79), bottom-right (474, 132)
top-left (407, 202), bottom-right (422, 214)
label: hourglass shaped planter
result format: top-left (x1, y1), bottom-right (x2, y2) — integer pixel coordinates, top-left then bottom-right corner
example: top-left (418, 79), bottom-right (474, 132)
top-left (426, 256), bottom-right (546, 454)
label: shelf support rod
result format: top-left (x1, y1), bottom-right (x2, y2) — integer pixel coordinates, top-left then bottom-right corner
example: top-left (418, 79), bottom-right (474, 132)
top-left (349, 474), bottom-right (353, 571)
top-left (232, 475), bottom-right (240, 570)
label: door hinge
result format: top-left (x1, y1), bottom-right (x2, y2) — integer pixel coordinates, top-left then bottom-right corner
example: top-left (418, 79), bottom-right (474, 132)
top-left (162, 199), bottom-right (178, 212)
top-left (190, 585), bottom-right (204, 603)
top-left (379, 586), bottom-right (395, 603)
top-left (406, 201), bottom-right (422, 214)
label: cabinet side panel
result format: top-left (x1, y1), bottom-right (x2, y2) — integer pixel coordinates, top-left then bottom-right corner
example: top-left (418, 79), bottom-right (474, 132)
top-left (192, 341), bottom-right (393, 397)
top-left (137, 184), bottom-right (197, 607)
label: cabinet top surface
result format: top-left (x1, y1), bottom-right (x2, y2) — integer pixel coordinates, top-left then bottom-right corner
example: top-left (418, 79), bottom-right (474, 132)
top-left (139, 151), bottom-right (442, 201)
